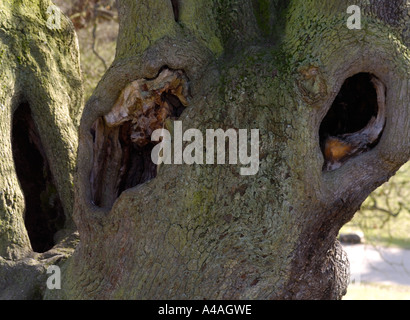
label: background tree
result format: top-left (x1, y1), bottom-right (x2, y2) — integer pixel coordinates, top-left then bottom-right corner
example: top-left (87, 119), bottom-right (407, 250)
top-left (1, 0), bottom-right (409, 300)
top-left (345, 162), bottom-right (410, 248)
top-left (60, 0), bottom-right (119, 100)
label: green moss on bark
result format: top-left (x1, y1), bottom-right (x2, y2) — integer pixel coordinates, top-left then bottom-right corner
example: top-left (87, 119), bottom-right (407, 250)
top-left (0, 0), bottom-right (82, 263)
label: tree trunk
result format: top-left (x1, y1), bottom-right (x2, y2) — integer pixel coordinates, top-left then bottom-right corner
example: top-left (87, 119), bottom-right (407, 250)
top-left (2, 0), bottom-right (410, 300)
top-left (0, 0), bottom-right (83, 299)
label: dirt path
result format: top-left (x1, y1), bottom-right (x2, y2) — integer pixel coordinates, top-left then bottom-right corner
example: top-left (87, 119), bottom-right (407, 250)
top-left (343, 244), bottom-right (410, 286)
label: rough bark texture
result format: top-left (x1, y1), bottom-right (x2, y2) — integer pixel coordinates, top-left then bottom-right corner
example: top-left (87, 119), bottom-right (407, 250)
top-left (42, 0), bottom-right (409, 300)
top-left (0, 0), bottom-right (83, 299)
top-left (1, 0), bottom-right (410, 300)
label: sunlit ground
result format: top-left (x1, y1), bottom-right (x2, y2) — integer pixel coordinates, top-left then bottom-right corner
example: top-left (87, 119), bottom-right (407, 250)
top-left (344, 282), bottom-right (410, 300)
top-left (342, 162), bottom-right (410, 300)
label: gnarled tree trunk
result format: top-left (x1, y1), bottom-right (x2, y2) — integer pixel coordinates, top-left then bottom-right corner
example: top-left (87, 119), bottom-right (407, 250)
top-left (2, 0), bottom-right (410, 300)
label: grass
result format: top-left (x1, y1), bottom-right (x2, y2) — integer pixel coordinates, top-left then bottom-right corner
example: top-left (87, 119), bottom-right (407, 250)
top-left (342, 162), bottom-right (410, 249)
top-left (344, 282), bottom-right (410, 300)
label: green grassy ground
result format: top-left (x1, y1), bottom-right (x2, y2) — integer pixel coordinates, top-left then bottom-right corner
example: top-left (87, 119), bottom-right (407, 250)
top-left (342, 162), bottom-right (410, 249)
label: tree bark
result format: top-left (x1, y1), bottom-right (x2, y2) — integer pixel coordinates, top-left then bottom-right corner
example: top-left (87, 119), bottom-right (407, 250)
top-left (2, 0), bottom-right (410, 300)
top-left (0, 0), bottom-right (82, 299)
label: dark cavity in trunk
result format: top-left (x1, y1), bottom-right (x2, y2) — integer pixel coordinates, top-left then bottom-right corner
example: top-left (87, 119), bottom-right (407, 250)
top-left (12, 103), bottom-right (65, 253)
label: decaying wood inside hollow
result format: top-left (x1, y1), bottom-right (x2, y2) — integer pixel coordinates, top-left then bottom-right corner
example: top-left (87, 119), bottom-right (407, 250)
top-left (90, 69), bottom-right (189, 208)
top-left (320, 73), bottom-right (386, 171)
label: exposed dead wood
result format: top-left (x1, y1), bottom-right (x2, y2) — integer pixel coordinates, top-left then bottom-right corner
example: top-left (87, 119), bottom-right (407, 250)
top-left (90, 69), bottom-right (189, 208)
